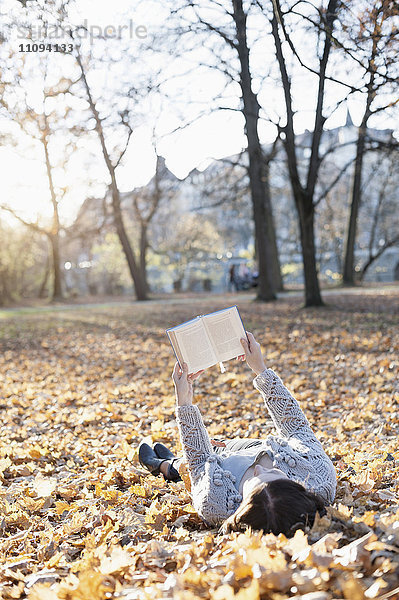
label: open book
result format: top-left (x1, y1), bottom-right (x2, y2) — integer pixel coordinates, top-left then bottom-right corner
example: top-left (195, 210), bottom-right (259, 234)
top-left (166, 306), bottom-right (247, 374)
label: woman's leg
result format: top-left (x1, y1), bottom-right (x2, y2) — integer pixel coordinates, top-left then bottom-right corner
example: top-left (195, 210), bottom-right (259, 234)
top-left (161, 456), bottom-right (185, 474)
top-left (159, 461), bottom-right (172, 476)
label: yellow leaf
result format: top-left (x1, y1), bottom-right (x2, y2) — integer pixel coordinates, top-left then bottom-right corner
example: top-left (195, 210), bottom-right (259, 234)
top-left (33, 473), bottom-right (57, 498)
top-left (58, 571), bottom-right (115, 600)
top-left (46, 551), bottom-right (65, 568)
top-left (99, 545), bottom-right (134, 575)
top-left (341, 575), bottom-right (366, 600)
top-left (130, 484), bottom-right (148, 498)
top-left (0, 456), bottom-right (12, 474)
top-left (353, 471), bottom-right (375, 493)
top-left (28, 584), bottom-right (59, 600)
top-left (55, 501), bottom-right (71, 514)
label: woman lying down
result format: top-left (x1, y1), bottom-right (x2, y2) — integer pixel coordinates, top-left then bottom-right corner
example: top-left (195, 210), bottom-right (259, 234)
top-left (138, 332), bottom-right (336, 536)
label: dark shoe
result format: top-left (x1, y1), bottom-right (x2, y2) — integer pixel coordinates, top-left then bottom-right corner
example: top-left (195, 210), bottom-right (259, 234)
top-left (153, 442), bottom-right (176, 461)
top-left (138, 442), bottom-right (182, 482)
top-left (154, 443), bottom-right (182, 482)
top-left (138, 442), bottom-right (165, 476)
top-left (163, 460), bottom-right (182, 483)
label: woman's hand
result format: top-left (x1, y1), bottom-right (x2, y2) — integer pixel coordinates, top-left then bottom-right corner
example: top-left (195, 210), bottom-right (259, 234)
top-left (172, 362), bottom-right (203, 406)
top-left (240, 331), bottom-right (266, 375)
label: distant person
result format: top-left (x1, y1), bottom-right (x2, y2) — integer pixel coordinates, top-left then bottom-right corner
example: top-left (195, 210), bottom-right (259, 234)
top-left (240, 264), bottom-right (251, 290)
top-left (138, 332), bottom-right (336, 536)
top-left (251, 269), bottom-right (259, 287)
top-left (228, 264), bottom-right (238, 292)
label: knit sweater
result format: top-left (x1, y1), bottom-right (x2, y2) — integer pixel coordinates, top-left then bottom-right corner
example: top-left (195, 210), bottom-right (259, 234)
top-left (176, 368), bottom-right (337, 527)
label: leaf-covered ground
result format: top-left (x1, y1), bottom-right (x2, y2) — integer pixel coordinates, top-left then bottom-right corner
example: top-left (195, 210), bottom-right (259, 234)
top-left (0, 290), bottom-right (398, 600)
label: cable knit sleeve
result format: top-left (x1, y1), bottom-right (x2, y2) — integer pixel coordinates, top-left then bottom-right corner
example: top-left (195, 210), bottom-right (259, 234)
top-left (254, 369), bottom-right (337, 504)
top-left (253, 369), bottom-right (313, 437)
top-left (175, 404), bottom-right (242, 525)
top-left (175, 404), bottom-right (214, 475)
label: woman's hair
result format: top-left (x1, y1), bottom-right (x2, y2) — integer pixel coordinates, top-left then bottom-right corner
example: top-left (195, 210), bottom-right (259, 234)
top-left (220, 479), bottom-right (326, 537)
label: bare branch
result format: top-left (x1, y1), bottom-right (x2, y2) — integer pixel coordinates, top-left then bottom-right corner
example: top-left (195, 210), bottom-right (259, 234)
top-left (257, 0), bottom-right (361, 92)
top-left (0, 205), bottom-right (48, 237)
top-left (360, 235), bottom-right (399, 279)
top-left (114, 113), bottom-right (134, 169)
top-left (183, 3), bottom-right (237, 50)
top-left (314, 157), bottom-right (354, 206)
top-left (319, 139), bottom-right (358, 164)
top-left (287, 9), bottom-right (399, 86)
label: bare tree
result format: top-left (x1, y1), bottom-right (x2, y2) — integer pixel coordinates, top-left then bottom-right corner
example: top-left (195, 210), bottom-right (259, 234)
top-left (342, 0), bottom-right (399, 284)
top-left (0, 63), bottom-right (75, 300)
top-left (166, 0), bottom-right (282, 300)
top-left (358, 149), bottom-right (399, 280)
top-left (73, 47), bottom-right (148, 301)
top-left (231, 0), bottom-right (281, 299)
top-left (131, 154), bottom-right (178, 293)
top-left (268, 0), bottom-right (342, 306)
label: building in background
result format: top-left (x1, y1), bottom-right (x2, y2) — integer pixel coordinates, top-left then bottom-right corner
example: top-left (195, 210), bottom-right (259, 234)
top-left (62, 114), bottom-right (398, 295)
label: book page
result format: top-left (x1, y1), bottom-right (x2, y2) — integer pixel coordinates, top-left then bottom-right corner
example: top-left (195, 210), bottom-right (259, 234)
top-left (167, 331), bottom-right (184, 366)
top-left (174, 320), bottom-right (218, 373)
top-left (203, 307), bottom-right (246, 363)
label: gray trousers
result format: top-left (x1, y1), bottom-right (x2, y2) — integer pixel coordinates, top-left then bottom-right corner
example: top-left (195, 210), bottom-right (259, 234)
top-left (173, 438), bottom-right (263, 472)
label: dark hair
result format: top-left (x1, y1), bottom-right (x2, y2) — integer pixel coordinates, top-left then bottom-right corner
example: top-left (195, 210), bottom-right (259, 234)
top-left (220, 479), bottom-right (326, 537)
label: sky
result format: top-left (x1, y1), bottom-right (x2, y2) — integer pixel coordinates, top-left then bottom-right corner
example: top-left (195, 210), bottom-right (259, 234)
top-left (1, 0), bottom-right (397, 226)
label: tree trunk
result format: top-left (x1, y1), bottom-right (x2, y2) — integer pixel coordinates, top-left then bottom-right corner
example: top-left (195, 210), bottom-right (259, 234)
top-left (42, 129), bottom-right (63, 301)
top-left (342, 123), bottom-right (368, 285)
top-left (269, 1), bottom-right (337, 306)
top-left (233, 0), bottom-right (279, 301)
top-left (342, 13), bottom-right (379, 285)
top-left (111, 188), bottom-right (148, 301)
top-left (297, 197), bottom-right (323, 306)
top-left (139, 224), bottom-right (150, 294)
top-left (49, 233), bottom-right (63, 300)
top-left (252, 183), bottom-right (276, 300)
